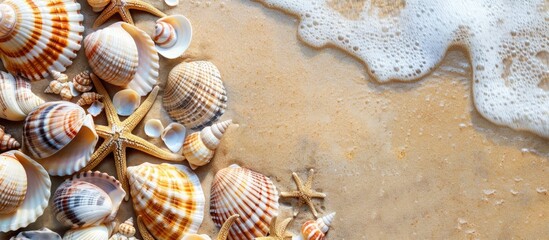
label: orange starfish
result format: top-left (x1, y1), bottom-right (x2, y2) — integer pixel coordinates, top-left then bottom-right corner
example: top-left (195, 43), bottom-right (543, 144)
top-left (93, 0), bottom-right (166, 28)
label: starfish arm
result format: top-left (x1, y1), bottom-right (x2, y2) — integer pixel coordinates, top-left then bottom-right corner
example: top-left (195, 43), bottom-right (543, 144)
top-left (275, 218), bottom-right (292, 237)
top-left (118, 8), bottom-right (135, 25)
top-left (91, 74), bottom-right (121, 125)
top-left (269, 216), bottom-right (279, 235)
top-left (280, 191), bottom-right (301, 198)
top-left (113, 143), bottom-right (130, 200)
top-left (93, 4), bottom-right (118, 28)
top-left (123, 86), bottom-right (159, 130)
top-left (292, 172), bottom-right (305, 192)
top-left (311, 191), bottom-right (327, 198)
top-left (81, 140), bottom-right (115, 172)
top-left (305, 169), bottom-right (315, 189)
top-left (216, 214), bottom-right (239, 240)
top-left (305, 198), bottom-right (319, 217)
top-left (137, 215), bottom-right (155, 240)
top-left (126, 134), bottom-right (184, 161)
top-left (127, 0), bottom-right (167, 18)
top-left (95, 125), bottom-right (113, 138)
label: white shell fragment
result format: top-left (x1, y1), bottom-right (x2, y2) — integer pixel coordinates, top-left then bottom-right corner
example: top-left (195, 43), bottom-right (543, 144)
top-left (113, 89), bottom-right (141, 117)
top-left (153, 15), bottom-right (192, 59)
top-left (144, 119), bottom-right (164, 138)
top-left (161, 123), bottom-right (186, 153)
top-left (164, 0), bottom-right (179, 7)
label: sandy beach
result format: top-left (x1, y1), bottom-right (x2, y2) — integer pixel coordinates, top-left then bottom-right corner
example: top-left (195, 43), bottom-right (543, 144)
top-left (1, 0), bottom-right (549, 239)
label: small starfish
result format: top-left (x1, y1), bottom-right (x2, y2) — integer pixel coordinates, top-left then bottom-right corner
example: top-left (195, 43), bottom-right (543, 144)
top-left (281, 169), bottom-right (327, 217)
top-left (93, 0), bottom-right (167, 28)
top-left (81, 74), bottom-right (184, 200)
top-left (137, 214), bottom-right (240, 240)
top-left (255, 216), bottom-right (293, 240)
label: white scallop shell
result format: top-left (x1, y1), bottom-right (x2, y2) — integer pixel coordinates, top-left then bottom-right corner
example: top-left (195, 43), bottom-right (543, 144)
top-left (154, 15), bottom-right (192, 59)
top-left (144, 119), bottom-right (164, 138)
top-left (161, 122), bottom-right (186, 153)
top-left (113, 89), bottom-right (141, 116)
top-left (10, 228), bottom-right (61, 240)
top-left (0, 72), bottom-right (44, 121)
top-left (183, 120), bottom-right (232, 169)
top-left (63, 222), bottom-right (116, 240)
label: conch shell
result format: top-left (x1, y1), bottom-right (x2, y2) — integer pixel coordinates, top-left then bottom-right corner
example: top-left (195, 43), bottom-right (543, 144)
top-left (84, 22), bottom-right (159, 96)
top-left (153, 15), bottom-right (192, 59)
top-left (0, 72), bottom-right (44, 121)
top-left (0, 0), bottom-right (84, 81)
top-left (298, 212), bottom-right (336, 240)
top-left (183, 120), bottom-right (232, 169)
top-left (0, 126), bottom-right (20, 152)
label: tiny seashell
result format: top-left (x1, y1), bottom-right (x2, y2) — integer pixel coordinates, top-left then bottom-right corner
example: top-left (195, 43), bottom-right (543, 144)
top-left (0, 72), bottom-right (44, 121)
top-left (210, 164), bottom-right (279, 239)
top-left (113, 89), bottom-right (141, 116)
top-left (45, 81), bottom-right (64, 94)
top-left (0, 0), bottom-right (84, 81)
top-left (144, 119), bottom-right (164, 138)
top-left (63, 222), bottom-right (116, 240)
top-left (45, 81), bottom-right (79, 100)
top-left (73, 71), bottom-right (93, 93)
top-left (77, 92), bottom-right (104, 106)
top-left (50, 71), bottom-right (69, 83)
top-left (163, 61), bottom-right (227, 130)
top-left (87, 0), bottom-right (110, 12)
top-left (183, 120), bottom-right (232, 169)
top-left (300, 212), bottom-right (335, 240)
top-left (128, 163), bottom-right (205, 240)
top-left (87, 101), bottom-right (105, 117)
top-left (153, 15), bottom-right (192, 59)
top-left (161, 122), bottom-right (186, 153)
top-left (117, 218), bottom-right (136, 237)
top-left (0, 126), bottom-right (20, 152)
top-left (10, 228), bottom-right (61, 240)
top-left (164, 0), bottom-right (179, 7)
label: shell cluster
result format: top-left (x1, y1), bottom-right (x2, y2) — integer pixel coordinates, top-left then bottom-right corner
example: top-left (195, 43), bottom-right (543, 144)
top-left (44, 75), bottom-right (79, 101)
top-left (0, 72), bottom-right (44, 121)
top-left (184, 120), bottom-right (232, 169)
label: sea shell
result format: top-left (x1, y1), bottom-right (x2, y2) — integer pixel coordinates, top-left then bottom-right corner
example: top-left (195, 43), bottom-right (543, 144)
top-left (44, 80), bottom-right (79, 101)
top-left (73, 71), bottom-right (93, 93)
top-left (128, 163), bottom-right (205, 239)
top-left (300, 213), bottom-right (336, 240)
top-left (113, 89), bottom-right (141, 116)
top-left (183, 120), bottom-right (232, 169)
top-left (165, 0), bottom-right (179, 7)
top-left (63, 222), bottom-right (116, 240)
top-left (23, 102), bottom-right (98, 176)
top-left (0, 153), bottom-right (27, 215)
top-left (0, 151), bottom-right (51, 232)
top-left (54, 171), bottom-right (125, 228)
top-left (154, 15), bottom-right (192, 59)
top-left (77, 92), bottom-right (104, 117)
top-left (144, 119), bottom-right (164, 138)
top-left (0, 72), bottom-right (44, 121)
top-left (87, 0), bottom-right (110, 12)
top-left (84, 22), bottom-right (159, 96)
top-left (10, 228), bottom-right (61, 240)
top-left (117, 218), bottom-right (136, 237)
top-left (210, 164), bottom-right (279, 239)
top-left (0, 0), bottom-right (84, 81)
top-left (161, 122), bottom-right (186, 153)
top-left (0, 126), bottom-right (20, 152)
top-left (163, 61), bottom-right (227, 130)
top-left (181, 234), bottom-right (211, 240)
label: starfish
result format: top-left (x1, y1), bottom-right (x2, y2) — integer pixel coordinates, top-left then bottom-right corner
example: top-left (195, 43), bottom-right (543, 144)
top-left (81, 74), bottom-right (184, 200)
top-left (255, 216), bottom-right (293, 240)
top-left (93, 0), bottom-right (167, 28)
top-left (281, 169), bottom-right (327, 217)
top-left (137, 214), bottom-right (240, 240)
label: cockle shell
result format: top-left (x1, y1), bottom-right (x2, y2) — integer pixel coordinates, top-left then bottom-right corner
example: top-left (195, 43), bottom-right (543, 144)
top-left (299, 213), bottom-right (336, 240)
top-left (63, 222), bottom-right (116, 240)
top-left (210, 164), bottom-right (279, 239)
top-left (154, 15), bottom-right (192, 59)
top-left (113, 89), bottom-right (141, 116)
top-left (73, 71), bottom-right (93, 93)
top-left (0, 151), bottom-right (51, 232)
top-left (163, 61), bottom-right (227, 130)
top-left (144, 119), bottom-right (164, 138)
top-left (128, 163), bottom-right (205, 240)
top-left (0, 72), bottom-right (44, 121)
top-left (0, 153), bottom-right (27, 215)
top-left (0, 126), bottom-right (20, 152)
top-left (0, 0), bottom-right (84, 81)
top-left (161, 122), bottom-right (186, 153)
top-left (87, 0), bottom-right (110, 12)
top-left (54, 171), bottom-right (125, 228)
top-left (183, 120), bottom-right (232, 170)
top-left (10, 228), bottom-right (61, 240)
top-left (23, 102), bottom-right (98, 176)
top-left (84, 22), bottom-right (159, 96)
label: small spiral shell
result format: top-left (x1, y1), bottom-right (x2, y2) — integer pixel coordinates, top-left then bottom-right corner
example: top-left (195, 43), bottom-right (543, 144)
top-left (0, 126), bottom-right (20, 152)
top-left (117, 218), bottom-right (136, 237)
top-left (77, 92), bottom-right (104, 106)
top-left (73, 71), bottom-right (93, 93)
top-left (153, 22), bottom-right (176, 48)
top-left (183, 120), bottom-right (232, 169)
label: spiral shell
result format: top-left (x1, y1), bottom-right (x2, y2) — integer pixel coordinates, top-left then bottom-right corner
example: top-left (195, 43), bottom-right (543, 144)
top-left (153, 15), bottom-right (192, 59)
top-left (183, 120), bottom-right (232, 169)
top-left (63, 222), bottom-right (116, 240)
top-left (0, 72), bottom-right (44, 121)
top-left (23, 102), bottom-right (98, 176)
top-left (300, 213), bottom-right (335, 240)
top-left (128, 163), bottom-right (205, 240)
top-left (87, 0), bottom-right (110, 12)
top-left (0, 0), bottom-right (84, 81)
top-left (44, 80), bottom-right (79, 101)
top-left (84, 22), bottom-right (159, 96)
top-left (163, 61), bottom-right (227, 130)
top-left (77, 92), bottom-right (104, 106)
top-left (73, 71), bottom-right (93, 93)
top-left (0, 126), bottom-right (20, 152)
top-left (10, 228), bottom-right (61, 240)
top-left (210, 164), bottom-right (279, 239)
top-left (117, 218), bottom-right (136, 237)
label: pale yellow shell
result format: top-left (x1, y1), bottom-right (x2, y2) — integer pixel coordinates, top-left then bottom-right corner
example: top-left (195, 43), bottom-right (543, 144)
top-left (0, 71), bottom-right (44, 121)
top-left (0, 126), bottom-right (20, 152)
top-left (183, 120), bottom-right (232, 169)
top-left (73, 71), bottom-right (93, 93)
top-left (87, 0), bottom-right (110, 12)
top-left (0, 154), bottom-right (27, 214)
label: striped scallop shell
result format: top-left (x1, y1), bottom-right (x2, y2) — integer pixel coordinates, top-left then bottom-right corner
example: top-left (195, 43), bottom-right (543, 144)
top-left (0, 126), bottom-right (20, 152)
top-left (183, 120), bottom-right (232, 170)
top-left (300, 213), bottom-right (335, 240)
top-left (63, 222), bottom-right (116, 240)
top-left (0, 0), bottom-right (84, 81)
top-left (210, 164), bottom-right (279, 239)
top-left (127, 163), bottom-right (205, 240)
top-left (54, 171), bottom-right (125, 228)
top-left (0, 72), bottom-right (44, 121)
top-left (84, 22), bottom-right (159, 96)
top-left (163, 61), bottom-right (227, 130)
top-left (0, 153), bottom-right (27, 215)
top-left (23, 102), bottom-right (98, 176)
top-left (0, 151), bottom-right (51, 232)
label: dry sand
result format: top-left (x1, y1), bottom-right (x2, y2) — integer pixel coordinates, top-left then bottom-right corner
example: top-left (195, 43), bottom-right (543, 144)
top-left (1, 0), bottom-right (549, 239)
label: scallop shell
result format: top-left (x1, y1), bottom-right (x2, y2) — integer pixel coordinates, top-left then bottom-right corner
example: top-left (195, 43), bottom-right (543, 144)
top-left (210, 164), bottom-right (279, 239)
top-left (163, 61), bottom-right (227, 130)
top-left (113, 89), bottom-right (141, 116)
top-left (154, 15), bottom-right (192, 59)
top-left (10, 228), bottom-right (61, 240)
top-left (73, 71), bottom-right (93, 93)
top-left (161, 122), bottom-right (186, 153)
top-left (0, 153), bottom-right (27, 215)
top-left (117, 218), bottom-right (136, 237)
top-left (183, 120), bottom-right (232, 170)
top-left (0, 0), bottom-right (84, 81)
top-left (300, 213), bottom-right (335, 240)
top-left (144, 119), bottom-right (164, 138)
top-left (63, 222), bottom-right (116, 240)
top-left (23, 102), bottom-right (98, 176)
top-left (84, 22), bottom-right (159, 96)
top-left (0, 72), bottom-right (44, 121)
top-left (128, 163), bottom-right (205, 240)
top-left (54, 171), bottom-right (126, 228)
top-left (0, 126), bottom-right (20, 152)
top-left (0, 151), bottom-right (51, 232)
top-left (87, 0), bottom-right (110, 12)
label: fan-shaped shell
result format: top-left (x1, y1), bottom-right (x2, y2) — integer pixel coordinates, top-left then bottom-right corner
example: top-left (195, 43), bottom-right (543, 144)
top-left (0, 126), bottom-right (20, 152)
top-left (63, 222), bottom-right (116, 240)
top-left (0, 72), bottom-right (44, 121)
top-left (183, 120), bottom-right (232, 169)
top-left (84, 22), bottom-right (159, 96)
top-left (161, 122), bottom-right (186, 153)
top-left (23, 102), bottom-right (98, 176)
top-left (0, 151), bottom-right (51, 232)
top-left (154, 15), bottom-right (192, 59)
top-left (113, 89), bottom-right (140, 116)
top-left (0, 154), bottom-right (27, 214)
top-left (300, 213), bottom-right (335, 240)
top-left (11, 228), bottom-right (61, 240)
top-left (127, 163), bottom-right (205, 240)
top-left (163, 61), bottom-right (227, 130)
top-left (210, 164), bottom-right (279, 239)
top-left (0, 0), bottom-right (84, 81)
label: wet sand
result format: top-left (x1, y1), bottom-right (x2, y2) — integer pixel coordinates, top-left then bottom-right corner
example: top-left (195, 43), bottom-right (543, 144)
top-left (1, 0), bottom-right (549, 239)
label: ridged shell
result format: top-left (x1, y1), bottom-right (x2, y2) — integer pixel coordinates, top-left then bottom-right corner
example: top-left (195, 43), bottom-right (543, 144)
top-left (144, 119), bottom-right (164, 138)
top-left (117, 218), bottom-right (136, 237)
top-left (63, 222), bottom-right (116, 240)
top-left (0, 0), bottom-right (84, 81)
top-left (163, 61), bottom-right (227, 130)
top-left (23, 102), bottom-right (98, 176)
top-left (0, 153), bottom-right (27, 214)
top-left (127, 163), bottom-right (205, 240)
top-left (44, 80), bottom-right (79, 101)
top-left (87, 0), bottom-right (110, 12)
top-left (210, 164), bottom-right (279, 239)
top-left (10, 228), bottom-right (61, 240)
top-left (183, 120), bottom-right (232, 169)
top-left (0, 126), bottom-right (20, 152)
top-left (84, 22), bottom-right (159, 96)
top-left (113, 89), bottom-right (140, 116)
top-left (0, 72), bottom-right (44, 121)
top-left (54, 171), bottom-right (126, 228)
top-left (154, 15), bottom-right (192, 59)
top-left (73, 71), bottom-right (93, 93)
top-left (161, 122), bottom-right (186, 153)
top-left (0, 151), bottom-right (51, 232)
top-left (181, 234), bottom-right (211, 240)
top-left (300, 213), bottom-right (335, 240)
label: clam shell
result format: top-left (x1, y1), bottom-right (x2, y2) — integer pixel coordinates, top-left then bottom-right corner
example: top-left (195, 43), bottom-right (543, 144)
top-left (0, 153), bottom-right (27, 214)
top-left (161, 122), bottom-right (186, 153)
top-left (63, 222), bottom-right (116, 240)
top-left (128, 163), bottom-right (205, 240)
top-left (210, 164), bottom-right (279, 239)
top-left (10, 228), bottom-right (61, 240)
top-left (154, 15), bottom-right (192, 59)
top-left (0, 0), bottom-right (84, 81)
top-left (163, 61), bottom-right (227, 130)
top-left (300, 213), bottom-right (335, 240)
top-left (144, 119), bottom-right (164, 138)
top-left (183, 120), bottom-right (232, 169)
top-left (23, 102), bottom-right (98, 176)
top-left (0, 126), bottom-right (20, 152)
top-left (87, 0), bottom-right (110, 12)
top-left (84, 22), bottom-right (159, 96)
top-left (0, 72), bottom-right (44, 121)
top-left (113, 89), bottom-right (141, 116)
top-left (0, 151), bottom-right (51, 232)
